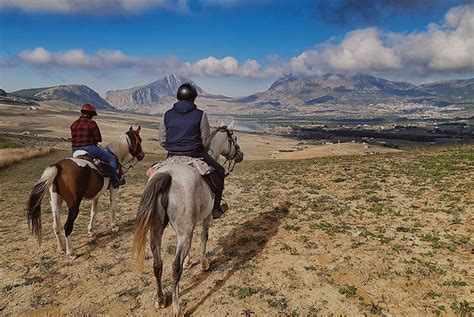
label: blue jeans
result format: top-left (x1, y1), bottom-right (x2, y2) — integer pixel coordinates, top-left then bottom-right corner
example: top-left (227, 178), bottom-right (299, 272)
top-left (72, 145), bottom-right (118, 172)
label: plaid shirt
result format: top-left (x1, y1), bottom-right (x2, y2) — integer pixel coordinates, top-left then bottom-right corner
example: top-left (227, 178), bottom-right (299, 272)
top-left (70, 115), bottom-right (102, 147)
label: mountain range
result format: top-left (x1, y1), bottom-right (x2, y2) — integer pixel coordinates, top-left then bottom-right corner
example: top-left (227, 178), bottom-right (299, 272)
top-left (10, 85), bottom-right (112, 109)
top-left (3, 74), bottom-right (473, 118)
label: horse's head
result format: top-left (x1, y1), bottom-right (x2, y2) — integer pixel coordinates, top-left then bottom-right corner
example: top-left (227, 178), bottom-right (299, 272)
top-left (213, 120), bottom-right (244, 164)
top-left (126, 126), bottom-right (145, 161)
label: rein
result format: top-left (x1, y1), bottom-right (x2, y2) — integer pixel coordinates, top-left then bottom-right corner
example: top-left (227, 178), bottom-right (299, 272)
top-left (108, 131), bottom-right (142, 174)
top-left (223, 158), bottom-right (237, 178)
top-left (119, 157), bottom-right (139, 174)
top-left (217, 127), bottom-right (243, 178)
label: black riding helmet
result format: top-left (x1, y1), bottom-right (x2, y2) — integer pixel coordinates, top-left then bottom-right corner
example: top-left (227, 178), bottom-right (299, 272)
top-left (177, 83), bottom-right (198, 102)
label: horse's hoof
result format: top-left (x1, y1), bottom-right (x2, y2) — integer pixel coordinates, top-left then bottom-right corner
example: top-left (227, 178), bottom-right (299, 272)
top-left (57, 247), bottom-right (65, 254)
top-left (201, 259), bottom-right (210, 271)
top-left (68, 253), bottom-right (77, 260)
top-left (184, 259), bottom-right (192, 270)
top-left (88, 231), bottom-right (95, 237)
top-left (111, 226), bottom-right (119, 233)
top-left (154, 299), bottom-right (166, 310)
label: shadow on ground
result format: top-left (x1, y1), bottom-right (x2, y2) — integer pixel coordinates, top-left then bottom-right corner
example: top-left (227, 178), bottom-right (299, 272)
top-left (182, 202), bottom-right (290, 315)
top-left (77, 219), bottom-right (135, 258)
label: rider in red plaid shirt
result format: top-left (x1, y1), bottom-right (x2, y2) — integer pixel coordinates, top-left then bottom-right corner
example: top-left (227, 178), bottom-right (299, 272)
top-left (70, 115), bottom-right (102, 147)
top-left (70, 104), bottom-right (125, 188)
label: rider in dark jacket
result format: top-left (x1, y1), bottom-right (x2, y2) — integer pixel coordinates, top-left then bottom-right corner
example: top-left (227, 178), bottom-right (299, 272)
top-left (159, 83), bottom-right (227, 219)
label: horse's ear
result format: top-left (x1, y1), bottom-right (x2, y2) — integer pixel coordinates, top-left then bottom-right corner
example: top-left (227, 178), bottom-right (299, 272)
top-left (129, 126), bottom-right (133, 131)
top-left (228, 120), bottom-right (235, 130)
top-left (137, 125), bottom-right (141, 133)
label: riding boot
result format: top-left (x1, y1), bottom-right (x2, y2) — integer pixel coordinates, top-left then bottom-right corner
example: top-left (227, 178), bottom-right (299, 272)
top-left (212, 190), bottom-right (228, 219)
top-left (111, 172), bottom-right (126, 189)
top-left (117, 168), bottom-right (126, 186)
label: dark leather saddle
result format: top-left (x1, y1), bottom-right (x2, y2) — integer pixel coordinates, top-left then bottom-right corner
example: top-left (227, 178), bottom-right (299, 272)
top-left (73, 151), bottom-right (117, 179)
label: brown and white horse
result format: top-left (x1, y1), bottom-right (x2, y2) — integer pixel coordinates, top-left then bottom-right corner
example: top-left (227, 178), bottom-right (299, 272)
top-left (27, 126), bottom-right (144, 258)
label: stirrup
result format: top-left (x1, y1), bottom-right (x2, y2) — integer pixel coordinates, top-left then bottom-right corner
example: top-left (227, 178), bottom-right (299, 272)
top-left (111, 177), bottom-right (126, 189)
top-left (221, 199), bottom-right (229, 212)
top-left (212, 207), bottom-right (223, 219)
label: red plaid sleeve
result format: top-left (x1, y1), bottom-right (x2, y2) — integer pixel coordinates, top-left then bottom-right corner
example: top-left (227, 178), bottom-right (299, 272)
top-left (90, 120), bottom-right (102, 143)
top-left (70, 116), bottom-right (102, 147)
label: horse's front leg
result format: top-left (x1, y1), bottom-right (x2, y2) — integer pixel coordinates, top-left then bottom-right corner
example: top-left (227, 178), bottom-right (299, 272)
top-left (109, 187), bottom-right (119, 232)
top-left (87, 198), bottom-right (99, 236)
top-left (200, 215), bottom-right (212, 271)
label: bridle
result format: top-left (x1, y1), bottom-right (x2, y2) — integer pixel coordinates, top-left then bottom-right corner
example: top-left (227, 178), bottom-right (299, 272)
top-left (216, 127), bottom-right (244, 177)
top-left (119, 130), bottom-right (144, 173)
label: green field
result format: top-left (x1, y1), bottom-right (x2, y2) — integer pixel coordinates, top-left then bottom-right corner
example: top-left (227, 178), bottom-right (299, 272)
top-left (0, 137), bottom-right (19, 149)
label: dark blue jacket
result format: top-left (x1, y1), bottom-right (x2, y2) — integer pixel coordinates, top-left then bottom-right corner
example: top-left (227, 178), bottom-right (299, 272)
top-left (162, 100), bottom-right (204, 153)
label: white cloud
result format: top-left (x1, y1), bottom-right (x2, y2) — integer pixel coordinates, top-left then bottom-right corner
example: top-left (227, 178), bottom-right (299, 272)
top-left (192, 56), bottom-right (239, 76)
top-left (290, 5), bottom-right (474, 77)
top-left (199, 0), bottom-right (273, 7)
top-left (18, 47), bottom-right (137, 69)
top-left (0, 0), bottom-right (273, 14)
top-left (0, 0), bottom-right (181, 14)
top-left (19, 47), bottom-right (53, 64)
top-left (290, 28), bottom-right (401, 75)
top-left (16, 48), bottom-right (268, 78)
top-left (186, 56), bottom-right (266, 78)
top-left (389, 5), bottom-right (474, 73)
top-left (12, 5), bottom-right (474, 80)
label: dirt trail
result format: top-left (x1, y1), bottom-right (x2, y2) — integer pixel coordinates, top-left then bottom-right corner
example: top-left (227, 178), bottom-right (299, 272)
top-left (0, 146), bottom-right (473, 316)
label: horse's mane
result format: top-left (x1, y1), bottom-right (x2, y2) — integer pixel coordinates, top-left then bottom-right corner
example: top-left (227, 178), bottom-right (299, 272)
top-left (107, 133), bottom-right (129, 160)
top-left (210, 126), bottom-right (228, 140)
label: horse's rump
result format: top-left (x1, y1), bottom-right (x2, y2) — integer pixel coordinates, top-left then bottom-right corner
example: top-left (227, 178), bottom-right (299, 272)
top-left (147, 156), bottom-right (212, 177)
top-left (54, 159), bottom-right (105, 201)
top-left (148, 158), bottom-right (218, 195)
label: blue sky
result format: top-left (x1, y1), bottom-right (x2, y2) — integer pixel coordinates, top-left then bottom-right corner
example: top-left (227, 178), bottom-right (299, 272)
top-left (0, 0), bottom-right (473, 97)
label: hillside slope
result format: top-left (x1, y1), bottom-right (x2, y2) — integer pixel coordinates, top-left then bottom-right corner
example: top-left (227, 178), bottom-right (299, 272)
top-left (10, 85), bottom-right (112, 109)
top-left (0, 145), bottom-right (472, 316)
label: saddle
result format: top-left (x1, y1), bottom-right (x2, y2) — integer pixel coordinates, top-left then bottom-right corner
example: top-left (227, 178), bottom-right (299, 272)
top-left (147, 156), bottom-right (219, 194)
top-left (72, 150), bottom-right (119, 179)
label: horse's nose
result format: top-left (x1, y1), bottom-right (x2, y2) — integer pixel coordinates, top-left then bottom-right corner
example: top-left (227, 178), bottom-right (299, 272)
top-left (235, 151), bottom-right (244, 163)
top-left (138, 152), bottom-right (145, 161)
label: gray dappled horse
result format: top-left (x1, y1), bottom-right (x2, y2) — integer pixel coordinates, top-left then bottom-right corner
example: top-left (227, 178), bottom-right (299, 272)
top-left (132, 121), bottom-right (243, 316)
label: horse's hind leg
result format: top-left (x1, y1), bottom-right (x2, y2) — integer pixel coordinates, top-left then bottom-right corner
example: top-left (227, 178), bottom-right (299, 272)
top-left (87, 198), bottom-right (99, 236)
top-left (172, 232), bottom-right (193, 316)
top-left (64, 201), bottom-right (81, 258)
top-left (150, 219), bottom-right (165, 309)
top-left (200, 215), bottom-right (212, 271)
top-left (183, 253), bottom-right (192, 270)
top-left (109, 187), bottom-right (119, 232)
top-left (50, 189), bottom-right (65, 253)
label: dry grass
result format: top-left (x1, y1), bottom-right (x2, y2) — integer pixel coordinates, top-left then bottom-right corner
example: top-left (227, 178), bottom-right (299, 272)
top-left (0, 147), bottom-right (53, 168)
top-left (0, 145), bottom-right (472, 316)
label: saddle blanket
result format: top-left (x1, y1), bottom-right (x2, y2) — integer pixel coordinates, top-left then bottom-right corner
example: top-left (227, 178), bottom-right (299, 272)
top-left (147, 156), bottom-right (213, 177)
top-left (70, 150), bottom-right (99, 170)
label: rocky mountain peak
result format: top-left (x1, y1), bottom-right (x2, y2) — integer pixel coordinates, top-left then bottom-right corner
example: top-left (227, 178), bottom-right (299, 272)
top-left (105, 74), bottom-right (207, 111)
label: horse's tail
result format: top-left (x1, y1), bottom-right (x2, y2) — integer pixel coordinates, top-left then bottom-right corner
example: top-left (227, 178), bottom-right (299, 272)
top-left (132, 172), bottom-right (172, 271)
top-left (26, 164), bottom-right (59, 244)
